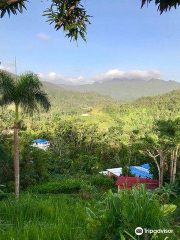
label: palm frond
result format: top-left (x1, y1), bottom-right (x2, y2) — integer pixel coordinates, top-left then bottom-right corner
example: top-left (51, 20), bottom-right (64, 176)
top-left (33, 91), bottom-right (51, 112)
top-left (0, 71), bottom-right (15, 107)
top-left (17, 72), bottom-right (51, 114)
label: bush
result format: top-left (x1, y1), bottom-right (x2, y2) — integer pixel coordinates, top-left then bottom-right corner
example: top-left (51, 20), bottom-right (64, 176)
top-left (20, 148), bottom-right (51, 189)
top-left (89, 174), bottom-right (115, 190)
top-left (80, 181), bottom-right (96, 199)
top-left (30, 178), bottom-right (81, 194)
top-left (30, 174), bottom-right (116, 195)
top-left (155, 182), bottom-right (180, 203)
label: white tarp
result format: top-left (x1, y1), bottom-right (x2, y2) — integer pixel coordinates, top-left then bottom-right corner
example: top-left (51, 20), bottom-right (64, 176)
top-left (106, 168), bottom-right (122, 177)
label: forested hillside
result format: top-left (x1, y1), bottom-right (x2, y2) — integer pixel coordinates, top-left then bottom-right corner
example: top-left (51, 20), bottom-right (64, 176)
top-left (1, 76), bottom-right (180, 180)
top-left (42, 81), bottom-right (114, 114)
top-left (2, 80), bottom-right (180, 137)
top-left (1, 74), bottom-right (180, 239)
top-left (59, 78), bottom-right (180, 101)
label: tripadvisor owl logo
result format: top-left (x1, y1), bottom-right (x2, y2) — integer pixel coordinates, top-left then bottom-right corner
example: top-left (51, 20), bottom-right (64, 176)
top-left (135, 227), bottom-right (143, 235)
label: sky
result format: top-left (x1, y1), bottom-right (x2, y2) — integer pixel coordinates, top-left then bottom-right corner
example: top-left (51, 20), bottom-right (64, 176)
top-left (1, 0), bottom-right (180, 85)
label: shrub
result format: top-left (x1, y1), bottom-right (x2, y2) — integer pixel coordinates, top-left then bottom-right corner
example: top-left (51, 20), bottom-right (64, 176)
top-left (89, 174), bottom-right (115, 190)
top-left (155, 182), bottom-right (180, 203)
top-left (30, 174), bottom-right (116, 195)
top-left (30, 178), bottom-right (81, 194)
top-left (20, 148), bottom-right (51, 189)
top-left (80, 181), bottom-right (96, 199)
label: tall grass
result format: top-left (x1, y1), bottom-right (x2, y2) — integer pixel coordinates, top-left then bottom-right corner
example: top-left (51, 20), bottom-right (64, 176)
top-left (0, 194), bottom-right (91, 240)
top-left (0, 187), bottom-right (179, 240)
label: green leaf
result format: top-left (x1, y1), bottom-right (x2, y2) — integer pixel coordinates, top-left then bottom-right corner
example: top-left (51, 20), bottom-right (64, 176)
top-left (1, 9), bottom-right (6, 18)
top-left (120, 233), bottom-right (126, 240)
top-left (86, 207), bottom-right (97, 220)
top-left (160, 204), bottom-right (177, 216)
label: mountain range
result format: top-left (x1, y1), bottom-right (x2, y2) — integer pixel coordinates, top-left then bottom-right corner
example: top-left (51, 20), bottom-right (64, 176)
top-left (42, 81), bottom-right (114, 115)
top-left (2, 69), bottom-right (180, 103)
top-left (58, 78), bottom-right (180, 101)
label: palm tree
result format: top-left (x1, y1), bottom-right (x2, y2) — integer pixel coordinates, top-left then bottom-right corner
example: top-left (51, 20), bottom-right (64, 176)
top-left (0, 71), bottom-right (51, 198)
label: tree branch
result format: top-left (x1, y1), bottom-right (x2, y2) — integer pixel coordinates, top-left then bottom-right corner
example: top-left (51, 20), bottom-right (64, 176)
top-left (0, 0), bottom-right (22, 4)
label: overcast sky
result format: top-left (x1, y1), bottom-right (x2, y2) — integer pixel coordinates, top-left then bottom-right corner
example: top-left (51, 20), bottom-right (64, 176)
top-left (1, 0), bottom-right (180, 85)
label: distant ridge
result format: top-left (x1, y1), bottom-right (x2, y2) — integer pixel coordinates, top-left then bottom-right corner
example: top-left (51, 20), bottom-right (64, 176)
top-left (2, 69), bottom-right (180, 102)
top-left (58, 78), bottom-right (180, 101)
top-left (41, 81), bottom-right (114, 114)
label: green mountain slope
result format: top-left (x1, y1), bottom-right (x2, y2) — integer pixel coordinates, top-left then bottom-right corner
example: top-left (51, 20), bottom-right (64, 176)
top-left (94, 89), bottom-right (180, 132)
top-left (66, 89), bottom-right (180, 136)
top-left (42, 81), bottom-right (114, 115)
top-left (42, 81), bottom-right (180, 136)
top-left (59, 78), bottom-right (180, 101)
top-left (42, 82), bottom-right (180, 131)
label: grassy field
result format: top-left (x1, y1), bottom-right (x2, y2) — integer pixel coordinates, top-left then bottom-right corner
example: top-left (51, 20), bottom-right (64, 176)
top-left (0, 188), bottom-right (179, 240)
top-left (0, 194), bottom-right (95, 240)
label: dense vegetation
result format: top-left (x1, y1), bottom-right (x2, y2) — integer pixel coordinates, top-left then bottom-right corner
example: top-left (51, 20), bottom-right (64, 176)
top-left (0, 185), bottom-right (179, 239)
top-left (1, 78), bottom-right (180, 239)
top-left (1, 81), bottom-right (180, 187)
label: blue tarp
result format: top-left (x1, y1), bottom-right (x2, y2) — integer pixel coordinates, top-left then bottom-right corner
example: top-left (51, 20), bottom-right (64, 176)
top-left (33, 139), bottom-right (49, 144)
top-left (129, 164), bottom-right (153, 179)
top-left (141, 163), bottom-right (150, 170)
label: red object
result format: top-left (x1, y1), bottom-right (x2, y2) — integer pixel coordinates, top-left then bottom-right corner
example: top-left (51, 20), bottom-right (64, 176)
top-left (116, 177), bottom-right (159, 190)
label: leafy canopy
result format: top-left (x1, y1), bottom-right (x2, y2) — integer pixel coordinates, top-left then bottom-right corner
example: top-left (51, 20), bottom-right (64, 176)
top-left (0, 71), bottom-right (51, 114)
top-left (0, 0), bottom-right (26, 17)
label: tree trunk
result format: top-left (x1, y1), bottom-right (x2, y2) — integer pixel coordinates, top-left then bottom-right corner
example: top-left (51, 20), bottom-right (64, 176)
top-left (172, 146), bottom-right (178, 183)
top-left (0, 0), bottom-right (22, 4)
top-left (145, 148), bottom-right (165, 187)
top-left (159, 154), bottom-right (165, 187)
top-left (145, 149), bottom-right (161, 187)
top-left (153, 157), bottom-right (161, 187)
top-left (170, 147), bottom-right (179, 183)
top-left (14, 105), bottom-right (19, 198)
top-left (170, 149), bottom-right (174, 183)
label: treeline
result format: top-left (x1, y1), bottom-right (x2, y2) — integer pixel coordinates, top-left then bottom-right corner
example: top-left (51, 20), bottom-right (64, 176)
top-left (1, 86), bottom-right (180, 190)
top-left (1, 117), bottom-right (180, 190)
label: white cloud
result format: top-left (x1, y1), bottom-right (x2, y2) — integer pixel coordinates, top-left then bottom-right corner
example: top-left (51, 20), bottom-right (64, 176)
top-left (38, 69), bottom-right (163, 85)
top-left (95, 69), bottom-right (162, 81)
top-left (37, 73), bottom-right (44, 78)
top-left (37, 33), bottom-right (51, 41)
top-left (49, 72), bottom-right (57, 77)
top-left (0, 65), bottom-right (5, 70)
top-left (38, 72), bottom-right (92, 85)
top-left (0, 62), bottom-right (15, 72)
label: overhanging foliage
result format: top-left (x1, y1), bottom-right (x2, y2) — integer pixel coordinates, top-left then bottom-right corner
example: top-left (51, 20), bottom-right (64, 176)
top-left (1, 0), bottom-right (180, 41)
top-left (141, 0), bottom-right (180, 14)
